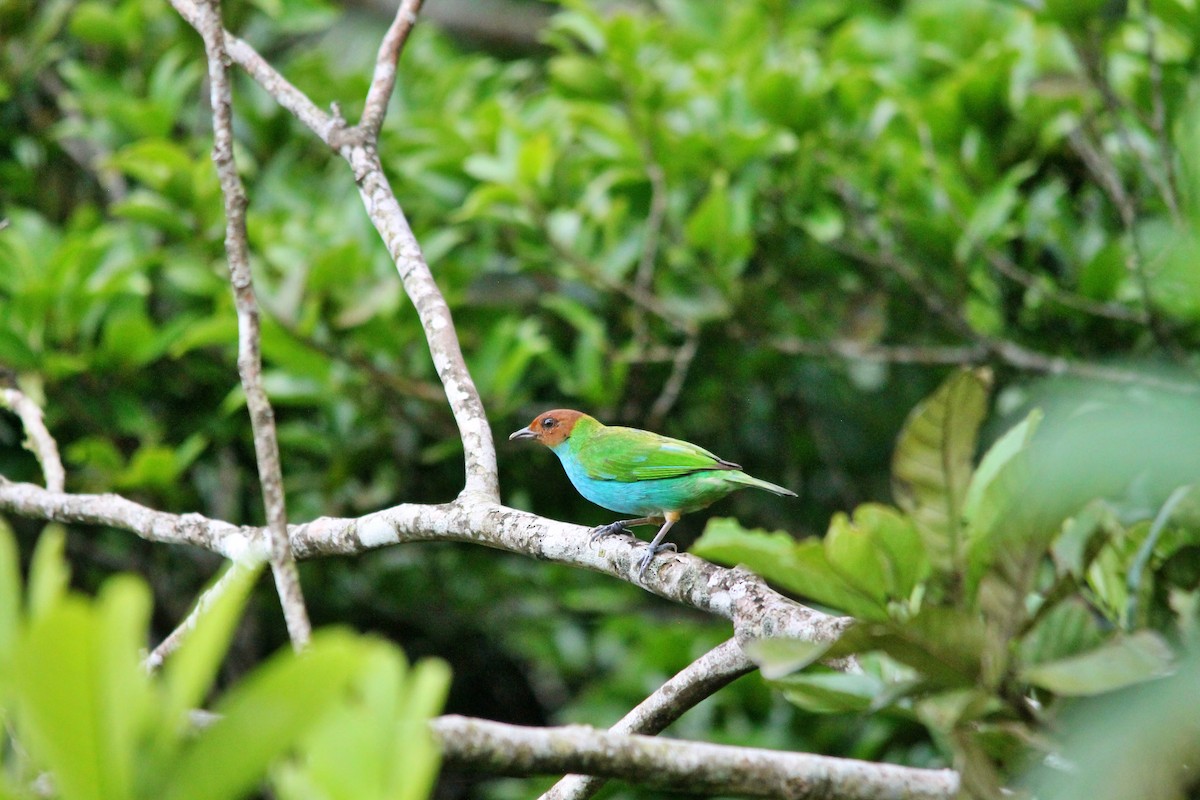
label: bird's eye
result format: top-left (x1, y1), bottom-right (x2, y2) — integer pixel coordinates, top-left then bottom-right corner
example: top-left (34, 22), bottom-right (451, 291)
top-left (541, 417), bottom-right (557, 429)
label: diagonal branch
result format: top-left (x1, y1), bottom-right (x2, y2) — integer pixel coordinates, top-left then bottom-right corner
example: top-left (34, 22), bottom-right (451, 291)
top-left (180, 0), bottom-right (311, 649)
top-left (541, 638), bottom-right (755, 800)
top-left (360, 0), bottom-right (424, 138)
top-left (434, 716), bottom-right (960, 800)
top-left (168, 0), bottom-right (499, 501)
top-left (0, 387), bottom-right (65, 494)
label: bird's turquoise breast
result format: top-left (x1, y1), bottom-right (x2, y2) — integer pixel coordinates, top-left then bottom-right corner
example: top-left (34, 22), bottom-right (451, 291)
top-left (553, 448), bottom-right (735, 516)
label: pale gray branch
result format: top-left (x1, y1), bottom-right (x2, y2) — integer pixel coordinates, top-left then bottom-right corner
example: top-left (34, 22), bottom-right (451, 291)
top-left (0, 388), bottom-right (65, 493)
top-left (360, 0), bottom-right (424, 137)
top-left (179, 0), bottom-right (311, 649)
top-left (434, 716), bottom-right (960, 800)
top-left (0, 479), bottom-right (850, 647)
top-left (542, 638), bottom-right (755, 800)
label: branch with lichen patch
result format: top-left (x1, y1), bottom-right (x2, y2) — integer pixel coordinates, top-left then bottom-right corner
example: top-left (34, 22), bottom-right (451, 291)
top-left (435, 716), bottom-right (960, 800)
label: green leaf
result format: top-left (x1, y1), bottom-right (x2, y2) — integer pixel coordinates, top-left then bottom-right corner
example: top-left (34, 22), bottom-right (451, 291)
top-left (826, 504), bottom-right (928, 605)
top-left (830, 608), bottom-right (989, 688)
top-left (1018, 597), bottom-right (1105, 667)
top-left (162, 561), bottom-right (264, 728)
top-left (963, 409), bottom-right (1042, 527)
top-left (743, 637), bottom-right (835, 679)
top-left (1021, 631), bottom-right (1174, 695)
top-left (891, 368), bottom-right (992, 575)
top-left (955, 162), bottom-right (1036, 262)
top-left (772, 670), bottom-right (884, 714)
top-left (168, 630), bottom-right (368, 800)
top-left (693, 518), bottom-right (889, 619)
top-left (26, 525), bottom-right (69, 621)
top-left (0, 518), bottom-right (20, 668)
top-left (13, 597), bottom-right (107, 800)
top-left (94, 576), bottom-right (154, 800)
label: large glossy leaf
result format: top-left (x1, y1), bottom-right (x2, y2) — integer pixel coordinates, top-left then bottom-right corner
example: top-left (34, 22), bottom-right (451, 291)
top-left (772, 670), bottom-right (884, 714)
top-left (167, 630), bottom-right (369, 800)
top-left (892, 368), bottom-right (992, 575)
top-left (693, 518), bottom-right (889, 619)
top-left (161, 560), bottom-right (264, 729)
top-left (274, 645), bottom-right (451, 800)
top-left (26, 524), bottom-right (69, 621)
top-left (0, 519), bottom-right (20, 669)
top-left (1022, 631), bottom-right (1174, 696)
top-left (13, 598), bottom-right (108, 800)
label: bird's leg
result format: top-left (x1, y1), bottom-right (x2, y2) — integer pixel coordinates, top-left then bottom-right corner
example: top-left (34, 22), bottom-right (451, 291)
top-left (589, 516), bottom-right (662, 546)
top-left (636, 511), bottom-right (681, 578)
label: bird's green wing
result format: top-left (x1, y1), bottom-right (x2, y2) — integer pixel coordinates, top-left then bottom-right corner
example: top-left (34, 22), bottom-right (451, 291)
top-left (575, 425), bottom-right (740, 482)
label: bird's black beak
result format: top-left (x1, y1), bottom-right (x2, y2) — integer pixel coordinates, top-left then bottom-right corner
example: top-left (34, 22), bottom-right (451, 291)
top-left (508, 426), bottom-right (537, 441)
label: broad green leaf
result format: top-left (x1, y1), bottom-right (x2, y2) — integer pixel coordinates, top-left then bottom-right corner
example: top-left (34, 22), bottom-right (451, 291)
top-left (1022, 631), bottom-right (1174, 695)
top-left (828, 608), bottom-right (989, 688)
top-left (827, 504), bottom-right (928, 604)
top-left (26, 525), bottom-right (69, 621)
top-left (13, 598), bottom-right (107, 800)
top-left (955, 162), bottom-right (1036, 262)
top-left (772, 670), bottom-right (884, 714)
top-left (274, 644), bottom-right (449, 800)
top-left (693, 518), bottom-right (888, 619)
top-left (892, 368), bottom-right (992, 575)
top-left (162, 560), bottom-right (264, 729)
top-left (168, 630), bottom-right (368, 800)
top-left (95, 577), bottom-right (154, 800)
top-left (963, 409), bottom-right (1042, 527)
top-left (391, 656), bottom-right (451, 800)
top-left (0, 519), bottom-right (20, 667)
top-left (743, 637), bottom-right (834, 679)
top-left (1018, 597), bottom-right (1105, 667)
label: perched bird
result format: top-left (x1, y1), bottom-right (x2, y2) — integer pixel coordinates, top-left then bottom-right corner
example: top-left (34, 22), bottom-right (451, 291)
top-left (509, 409), bottom-right (796, 577)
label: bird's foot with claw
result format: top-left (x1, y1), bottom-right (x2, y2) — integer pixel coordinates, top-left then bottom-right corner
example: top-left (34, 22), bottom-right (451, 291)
top-left (636, 542), bottom-right (677, 578)
top-left (589, 521), bottom-right (634, 546)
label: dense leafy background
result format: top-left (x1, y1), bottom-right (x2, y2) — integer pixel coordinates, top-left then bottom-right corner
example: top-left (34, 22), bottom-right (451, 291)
top-left (3, 0), bottom-right (1200, 797)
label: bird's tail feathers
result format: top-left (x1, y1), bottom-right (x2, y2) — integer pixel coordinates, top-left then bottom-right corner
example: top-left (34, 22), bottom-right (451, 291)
top-left (728, 471), bottom-right (797, 497)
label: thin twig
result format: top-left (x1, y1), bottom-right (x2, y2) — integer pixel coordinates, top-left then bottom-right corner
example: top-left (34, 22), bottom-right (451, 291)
top-left (647, 331), bottom-right (699, 429)
top-left (168, 0), bottom-right (500, 501)
top-left (1143, 15), bottom-right (1181, 222)
top-left (0, 388), bottom-right (65, 493)
top-left (541, 638), bottom-right (755, 800)
top-left (1071, 34), bottom-right (1180, 223)
top-left (632, 160), bottom-right (669, 349)
top-left (144, 561), bottom-right (260, 672)
top-left (359, 0), bottom-right (424, 138)
top-left (434, 716), bottom-right (960, 800)
top-left (772, 336), bottom-right (988, 365)
top-left (977, 238), bottom-right (1146, 323)
top-left (185, 0), bottom-right (311, 649)
top-left (541, 212), bottom-right (690, 333)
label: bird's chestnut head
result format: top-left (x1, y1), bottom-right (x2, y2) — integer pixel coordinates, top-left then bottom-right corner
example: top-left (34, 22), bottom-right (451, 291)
top-left (508, 409), bottom-right (586, 448)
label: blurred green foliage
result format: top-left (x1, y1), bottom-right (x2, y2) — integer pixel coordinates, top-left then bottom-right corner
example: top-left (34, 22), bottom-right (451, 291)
top-left (0, 523), bottom-right (449, 800)
top-left (696, 368), bottom-right (1199, 797)
top-left (3, 0), bottom-right (1200, 797)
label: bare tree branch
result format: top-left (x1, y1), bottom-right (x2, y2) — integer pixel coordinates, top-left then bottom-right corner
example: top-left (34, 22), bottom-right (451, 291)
top-left (647, 331), bottom-right (699, 429)
top-left (360, 0), bottom-right (424, 138)
top-left (144, 560), bottom-right (261, 672)
top-left (0, 478), bottom-right (850, 646)
top-left (542, 638), bottom-right (755, 800)
top-left (434, 716), bottom-right (960, 800)
top-left (168, 0), bottom-right (500, 501)
top-left (0, 388), bottom-right (65, 493)
top-left (181, 0), bottom-right (311, 649)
